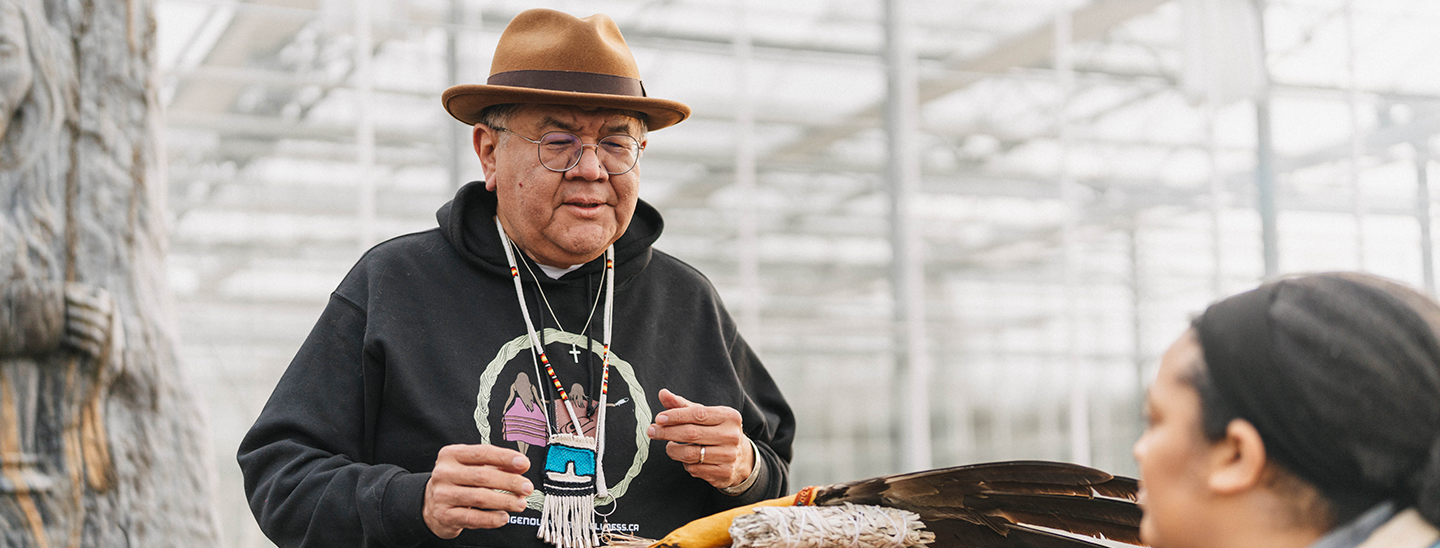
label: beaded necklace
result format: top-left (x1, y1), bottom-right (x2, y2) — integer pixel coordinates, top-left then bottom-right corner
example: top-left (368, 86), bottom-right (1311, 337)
top-left (496, 216), bottom-right (615, 548)
top-left (513, 244), bottom-right (605, 365)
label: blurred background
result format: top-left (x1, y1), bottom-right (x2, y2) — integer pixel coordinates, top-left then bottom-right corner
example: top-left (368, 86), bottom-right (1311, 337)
top-left (150, 0), bottom-right (1440, 545)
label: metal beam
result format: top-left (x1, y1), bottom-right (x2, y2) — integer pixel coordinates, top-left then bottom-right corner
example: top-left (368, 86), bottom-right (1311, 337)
top-left (167, 0), bottom-right (322, 114)
top-left (770, 0), bottom-right (1168, 161)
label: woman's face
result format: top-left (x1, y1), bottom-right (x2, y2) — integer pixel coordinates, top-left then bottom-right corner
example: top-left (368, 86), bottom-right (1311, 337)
top-left (0, 0), bottom-right (33, 140)
top-left (1132, 331), bottom-right (1221, 548)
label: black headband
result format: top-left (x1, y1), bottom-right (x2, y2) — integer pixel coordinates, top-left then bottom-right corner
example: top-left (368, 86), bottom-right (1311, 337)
top-left (1195, 280), bottom-right (1392, 510)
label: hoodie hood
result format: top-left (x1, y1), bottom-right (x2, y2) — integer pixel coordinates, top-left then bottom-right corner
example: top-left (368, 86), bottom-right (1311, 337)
top-left (436, 180), bottom-right (663, 283)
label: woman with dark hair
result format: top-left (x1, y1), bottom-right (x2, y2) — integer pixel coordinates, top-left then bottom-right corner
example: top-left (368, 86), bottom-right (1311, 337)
top-left (1134, 272), bottom-right (1440, 548)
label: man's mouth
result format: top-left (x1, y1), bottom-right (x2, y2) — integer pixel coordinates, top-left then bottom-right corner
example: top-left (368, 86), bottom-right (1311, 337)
top-left (562, 201), bottom-right (608, 217)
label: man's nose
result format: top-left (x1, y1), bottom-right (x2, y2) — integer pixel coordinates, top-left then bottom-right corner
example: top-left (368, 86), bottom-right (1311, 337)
top-left (565, 144), bottom-right (607, 180)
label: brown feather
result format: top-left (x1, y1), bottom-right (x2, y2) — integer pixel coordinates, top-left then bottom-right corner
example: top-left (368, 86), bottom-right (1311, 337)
top-left (964, 493), bottom-right (1141, 527)
top-left (813, 461), bottom-right (1118, 504)
top-left (993, 509), bottom-right (1144, 545)
top-left (883, 461), bottom-right (1114, 489)
top-left (897, 498), bottom-right (1141, 545)
top-left (927, 519), bottom-right (1121, 548)
top-left (810, 460), bottom-right (1146, 548)
top-left (1092, 476), bottom-right (1140, 502)
top-left (976, 481), bottom-right (1099, 498)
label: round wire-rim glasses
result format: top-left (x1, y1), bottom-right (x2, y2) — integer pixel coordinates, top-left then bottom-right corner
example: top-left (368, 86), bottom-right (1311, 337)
top-left (498, 128), bottom-right (644, 175)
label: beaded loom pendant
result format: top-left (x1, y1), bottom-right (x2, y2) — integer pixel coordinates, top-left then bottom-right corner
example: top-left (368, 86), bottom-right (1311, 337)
top-left (497, 217), bottom-right (616, 548)
top-left (538, 433), bottom-right (599, 548)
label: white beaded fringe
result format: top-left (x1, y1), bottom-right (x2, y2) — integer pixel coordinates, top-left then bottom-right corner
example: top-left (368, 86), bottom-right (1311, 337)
top-left (538, 492), bottom-right (599, 548)
top-left (729, 503), bottom-right (935, 548)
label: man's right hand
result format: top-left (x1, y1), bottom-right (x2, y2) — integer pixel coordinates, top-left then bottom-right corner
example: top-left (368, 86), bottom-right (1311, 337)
top-left (423, 444), bottom-right (534, 539)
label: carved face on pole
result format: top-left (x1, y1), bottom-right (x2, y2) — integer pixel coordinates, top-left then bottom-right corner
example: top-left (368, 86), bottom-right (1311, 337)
top-left (0, 0), bottom-right (34, 142)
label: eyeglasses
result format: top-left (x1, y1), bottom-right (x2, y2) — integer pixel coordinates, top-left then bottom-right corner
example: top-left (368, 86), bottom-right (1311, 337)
top-left (497, 128), bottom-right (643, 175)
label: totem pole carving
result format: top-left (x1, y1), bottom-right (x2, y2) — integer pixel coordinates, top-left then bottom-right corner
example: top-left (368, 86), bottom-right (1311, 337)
top-left (0, 0), bottom-right (220, 545)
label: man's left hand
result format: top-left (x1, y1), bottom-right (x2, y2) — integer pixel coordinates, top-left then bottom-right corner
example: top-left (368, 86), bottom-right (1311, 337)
top-left (647, 388), bottom-right (754, 490)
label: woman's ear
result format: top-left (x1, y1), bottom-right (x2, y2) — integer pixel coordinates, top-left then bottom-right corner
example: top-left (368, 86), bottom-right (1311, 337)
top-left (1207, 418), bottom-right (1269, 495)
top-left (473, 123), bottom-right (499, 190)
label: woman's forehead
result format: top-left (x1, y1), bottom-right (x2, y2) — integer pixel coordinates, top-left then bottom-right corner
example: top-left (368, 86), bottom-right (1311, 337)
top-left (1157, 333), bottom-right (1203, 390)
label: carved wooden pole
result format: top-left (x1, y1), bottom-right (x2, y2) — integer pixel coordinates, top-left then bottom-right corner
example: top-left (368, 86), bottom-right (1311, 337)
top-left (0, 0), bottom-right (220, 545)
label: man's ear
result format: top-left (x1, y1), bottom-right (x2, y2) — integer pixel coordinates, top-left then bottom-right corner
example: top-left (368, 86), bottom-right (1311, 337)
top-left (1207, 418), bottom-right (1269, 495)
top-left (473, 123), bottom-right (499, 191)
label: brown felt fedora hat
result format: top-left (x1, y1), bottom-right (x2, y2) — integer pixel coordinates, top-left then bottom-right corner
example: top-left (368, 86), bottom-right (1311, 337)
top-left (442, 9), bottom-right (691, 131)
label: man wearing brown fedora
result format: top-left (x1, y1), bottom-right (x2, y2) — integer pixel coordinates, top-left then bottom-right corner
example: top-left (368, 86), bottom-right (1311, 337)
top-left (239, 8), bottom-right (795, 548)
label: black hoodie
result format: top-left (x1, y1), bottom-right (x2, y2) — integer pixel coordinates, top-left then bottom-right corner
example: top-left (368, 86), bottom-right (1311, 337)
top-left (238, 182), bottom-right (795, 548)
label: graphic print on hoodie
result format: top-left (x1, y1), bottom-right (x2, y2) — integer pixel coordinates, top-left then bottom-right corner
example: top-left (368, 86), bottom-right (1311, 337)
top-left (473, 327), bottom-right (651, 531)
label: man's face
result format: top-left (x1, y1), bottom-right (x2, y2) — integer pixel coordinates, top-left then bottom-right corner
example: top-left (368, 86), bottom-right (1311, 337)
top-left (1132, 331), bottom-right (1220, 548)
top-left (475, 104), bottom-right (646, 267)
